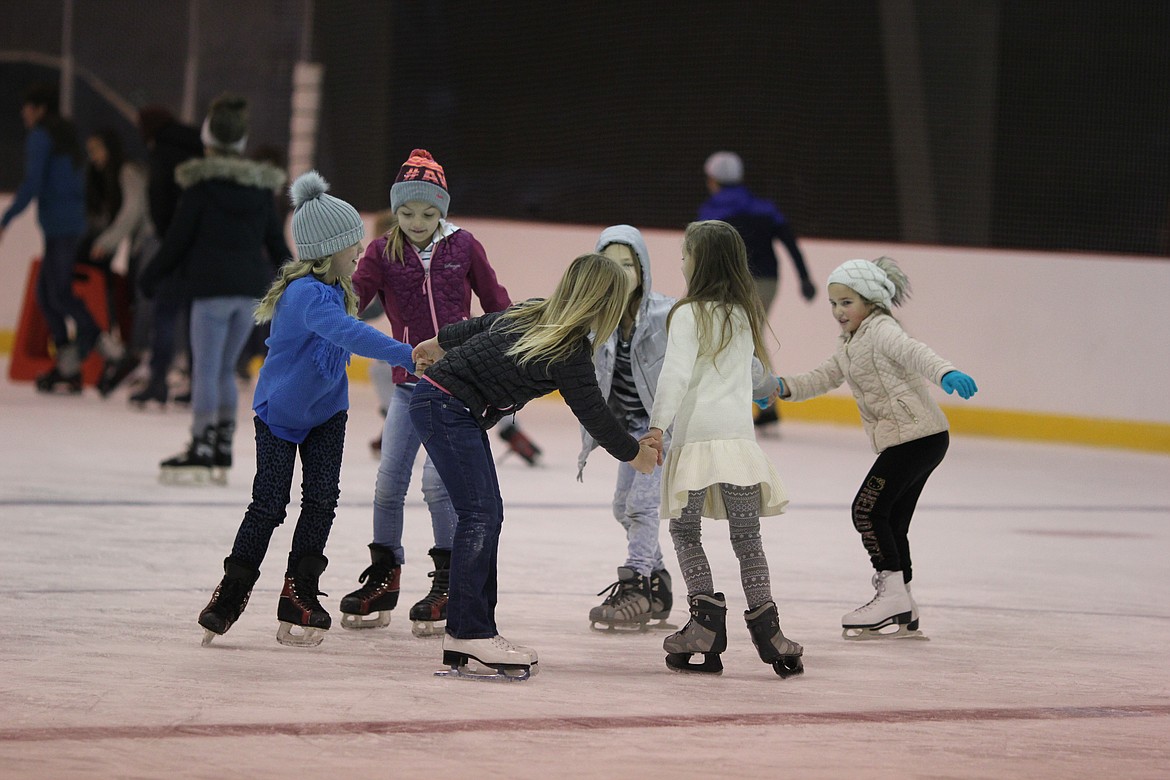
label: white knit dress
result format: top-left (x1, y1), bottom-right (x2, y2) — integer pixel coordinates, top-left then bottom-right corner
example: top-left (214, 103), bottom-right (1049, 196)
top-left (649, 303), bottom-right (788, 520)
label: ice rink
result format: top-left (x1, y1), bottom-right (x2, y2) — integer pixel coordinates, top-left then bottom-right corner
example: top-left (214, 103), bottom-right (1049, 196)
top-left (1, 368), bottom-right (1168, 779)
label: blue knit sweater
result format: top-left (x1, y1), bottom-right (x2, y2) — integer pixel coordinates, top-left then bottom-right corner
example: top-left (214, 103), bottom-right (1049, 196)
top-left (253, 276), bottom-right (415, 443)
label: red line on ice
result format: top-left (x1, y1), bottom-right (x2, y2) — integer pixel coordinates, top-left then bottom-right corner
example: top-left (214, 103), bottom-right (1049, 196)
top-left (2, 704), bottom-right (1169, 743)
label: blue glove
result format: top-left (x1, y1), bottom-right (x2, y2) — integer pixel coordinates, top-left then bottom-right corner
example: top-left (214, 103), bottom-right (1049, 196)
top-left (754, 377), bottom-right (784, 408)
top-left (941, 371), bottom-right (977, 399)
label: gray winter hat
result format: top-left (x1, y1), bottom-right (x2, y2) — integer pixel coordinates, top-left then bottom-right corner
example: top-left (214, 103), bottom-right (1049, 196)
top-left (289, 171), bottom-right (364, 260)
top-left (704, 151), bottom-right (744, 185)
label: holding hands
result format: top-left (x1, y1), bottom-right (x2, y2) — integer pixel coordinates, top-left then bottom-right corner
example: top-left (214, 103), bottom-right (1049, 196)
top-left (411, 337), bottom-right (445, 374)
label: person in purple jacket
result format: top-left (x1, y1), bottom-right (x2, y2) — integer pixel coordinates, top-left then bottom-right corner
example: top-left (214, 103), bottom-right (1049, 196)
top-left (0, 84), bottom-right (95, 393)
top-left (197, 171), bottom-right (414, 649)
top-left (339, 149), bottom-right (514, 637)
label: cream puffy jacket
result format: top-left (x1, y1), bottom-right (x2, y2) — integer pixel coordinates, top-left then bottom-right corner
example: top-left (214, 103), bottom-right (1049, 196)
top-left (781, 312), bottom-right (955, 454)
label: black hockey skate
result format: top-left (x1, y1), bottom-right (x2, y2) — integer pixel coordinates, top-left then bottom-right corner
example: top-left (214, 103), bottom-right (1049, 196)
top-left (590, 567), bottom-right (674, 631)
top-left (663, 592), bottom-right (727, 674)
top-left (277, 554), bottom-right (331, 647)
top-left (159, 426), bottom-right (216, 485)
top-left (198, 557), bottom-right (261, 646)
top-left (97, 354), bottom-right (139, 397)
top-left (497, 423), bottom-right (541, 466)
top-left (436, 635), bottom-right (539, 682)
top-left (339, 544), bottom-right (400, 629)
top-left (744, 601), bottom-right (804, 678)
top-left (210, 420), bottom-right (234, 485)
top-left (409, 547), bottom-right (451, 637)
top-left (35, 366), bottom-right (82, 395)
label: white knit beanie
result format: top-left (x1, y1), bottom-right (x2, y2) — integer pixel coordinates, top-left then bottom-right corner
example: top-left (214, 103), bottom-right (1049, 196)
top-left (289, 171), bottom-right (364, 260)
top-left (827, 259), bottom-right (896, 310)
top-left (704, 151), bottom-right (744, 185)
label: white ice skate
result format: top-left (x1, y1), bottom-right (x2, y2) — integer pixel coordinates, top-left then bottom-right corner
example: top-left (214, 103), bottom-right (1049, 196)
top-left (842, 570), bottom-right (927, 641)
top-left (435, 635), bottom-right (539, 682)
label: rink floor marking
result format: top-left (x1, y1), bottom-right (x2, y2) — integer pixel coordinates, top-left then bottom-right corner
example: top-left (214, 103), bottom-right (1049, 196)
top-left (2, 704), bottom-right (1169, 743)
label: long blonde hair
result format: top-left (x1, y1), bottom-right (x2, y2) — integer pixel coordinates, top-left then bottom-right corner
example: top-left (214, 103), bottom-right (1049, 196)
top-left (669, 220), bottom-right (774, 372)
top-left (498, 253), bottom-right (629, 366)
top-left (254, 251), bottom-right (358, 324)
top-left (378, 211), bottom-right (451, 265)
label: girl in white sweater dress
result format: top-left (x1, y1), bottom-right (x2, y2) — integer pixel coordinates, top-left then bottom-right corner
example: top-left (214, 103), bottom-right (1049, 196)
top-left (643, 220), bottom-right (803, 678)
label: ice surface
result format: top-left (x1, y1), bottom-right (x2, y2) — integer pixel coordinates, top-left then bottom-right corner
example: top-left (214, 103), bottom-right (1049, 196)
top-left (1, 368), bottom-right (1168, 779)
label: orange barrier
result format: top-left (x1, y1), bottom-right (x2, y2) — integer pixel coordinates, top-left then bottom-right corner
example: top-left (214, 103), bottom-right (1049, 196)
top-left (8, 258), bottom-right (131, 386)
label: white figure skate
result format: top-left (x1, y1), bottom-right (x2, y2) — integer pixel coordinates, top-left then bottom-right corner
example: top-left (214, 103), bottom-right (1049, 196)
top-left (435, 635), bottom-right (539, 681)
top-left (842, 570), bottom-right (927, 640)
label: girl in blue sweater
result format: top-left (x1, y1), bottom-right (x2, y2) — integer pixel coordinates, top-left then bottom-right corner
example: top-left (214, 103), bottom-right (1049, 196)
top-left (198, 172), bottom-right (414, 649)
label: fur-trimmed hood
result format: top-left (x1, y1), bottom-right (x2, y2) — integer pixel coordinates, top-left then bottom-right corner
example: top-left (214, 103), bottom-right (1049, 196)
top-left (175, 155), bottom-right (286, 192)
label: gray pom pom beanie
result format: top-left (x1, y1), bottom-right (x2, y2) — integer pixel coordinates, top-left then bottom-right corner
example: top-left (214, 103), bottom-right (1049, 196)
top-left (289, 170), bottom-right (364, 260)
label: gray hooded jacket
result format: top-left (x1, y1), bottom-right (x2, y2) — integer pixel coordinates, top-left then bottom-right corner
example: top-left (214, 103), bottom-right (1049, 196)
top-left (577, 225), bottom-right (674, 478)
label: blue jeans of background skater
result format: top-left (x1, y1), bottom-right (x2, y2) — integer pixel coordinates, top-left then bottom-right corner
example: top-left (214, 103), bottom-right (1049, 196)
top-left (372, 383), bottom-right (458, 564)
top-left (612, 416), bottom-right (667, 576)
top-left (189, 296), bottom-right (254, 433)
top-left (409, 381), bottom-right (503, 640)
top-left (36, 233), bottom-right (98, 350)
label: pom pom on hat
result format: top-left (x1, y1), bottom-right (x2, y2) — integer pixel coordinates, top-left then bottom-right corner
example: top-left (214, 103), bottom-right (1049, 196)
top-left (289, 170), bottom-right (364, 260)
top-left (827, 259), bottom-right (897, 311)
top-left (704, 151), bottom-right (744, 185)
top-left (390, 148), bottom-right (450, 217)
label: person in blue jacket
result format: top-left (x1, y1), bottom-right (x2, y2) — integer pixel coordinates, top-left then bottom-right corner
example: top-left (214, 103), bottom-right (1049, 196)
top-left (0, 84), bottom-right (96, 393)
top-left (197, 171), bottom-right (415, 649)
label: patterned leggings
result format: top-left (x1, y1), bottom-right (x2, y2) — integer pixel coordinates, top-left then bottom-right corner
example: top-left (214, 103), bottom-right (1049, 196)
top-left (668, 483), bottom-right (773, 609)
top-left (230, 411), bottom-right (347, 575)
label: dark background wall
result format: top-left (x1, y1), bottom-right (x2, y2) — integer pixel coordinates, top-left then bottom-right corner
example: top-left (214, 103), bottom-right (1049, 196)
top-left (4, 1), bottom-right (1169, 255)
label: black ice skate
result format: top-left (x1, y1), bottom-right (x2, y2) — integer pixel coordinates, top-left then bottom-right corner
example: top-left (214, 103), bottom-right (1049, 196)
top-left (409, 547), bottom-right (451, 637)
top-left (339, 543), bottom-right (400, 629)
top-left (436, 635), bottom-right (539, 682)
top-left (198, 557), bottom-right (261, 646)
top-left (276, 554), bottom-right (331, 647)
top-left (129, 379), bottom-right (168, 409)
top-left (497, 423), bottom-right (541, 466)
top-left (590, 566), bottom-right (674, 631)
top-left (159, 426), bottom-right (216, 485)
top-left (744, 601), bottom-right (804, 678)
top-left (35, 366), bottom-right (82, 395)
top-left (210, 420), bottom-right (234, 485)
top-left (663, 592), bottom-right (727, 674)
top-left (842, 570), bottom-right (927, 641)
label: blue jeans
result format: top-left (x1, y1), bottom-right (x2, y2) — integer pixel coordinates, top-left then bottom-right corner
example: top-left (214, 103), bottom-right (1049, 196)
top-left (189, 296), bottom-right (254, 433)
top-left (372, 384), bottom-right (458, 563)
top-left (410, 381), bottom-right (502, 639)
top-left (612, 417), bottom-right (667, 576)
top-left (36, 233), bottom-right (98, 351)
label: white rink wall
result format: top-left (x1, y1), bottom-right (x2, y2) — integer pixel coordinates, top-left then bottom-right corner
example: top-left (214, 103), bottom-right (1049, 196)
top-left (2, 194), bottom-right (1167, 425)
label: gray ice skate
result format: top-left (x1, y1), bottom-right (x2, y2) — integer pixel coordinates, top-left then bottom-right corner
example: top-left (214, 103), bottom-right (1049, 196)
top-left (663, 592), bottom-right (727, 674)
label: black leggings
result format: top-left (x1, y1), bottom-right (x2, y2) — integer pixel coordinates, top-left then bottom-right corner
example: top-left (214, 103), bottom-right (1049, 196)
top-left (851, 431), bottom-right (949, 583)
top-left (230, 411), bottom-right (348, 574)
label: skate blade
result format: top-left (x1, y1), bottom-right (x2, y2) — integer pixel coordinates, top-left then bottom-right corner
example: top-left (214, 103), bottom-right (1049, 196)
top-left (276, 622), bottom-right (327, 647)
top-left (771, 657), bottom-right (805, 678)
top-left (842, 624), bottom-right (929, 641)
top-left (340, 611), bottom-right (391, 630)
top-left (210, 468), bottom-right (230, 486)
top-left (159, 467), bottom-right (212, 486)
top-left (201, 629), bottom-right (218, 647)
top-left (434, 659), bottom-right (536, 682)
top-left (411, 619), bottom-right (444, 637)
top-left (665, 652), bottom-right (724, 675)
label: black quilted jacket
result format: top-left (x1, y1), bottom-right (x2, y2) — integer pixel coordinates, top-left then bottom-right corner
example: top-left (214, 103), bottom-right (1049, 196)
top-left (427, 308), bottom-right (640, 463)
